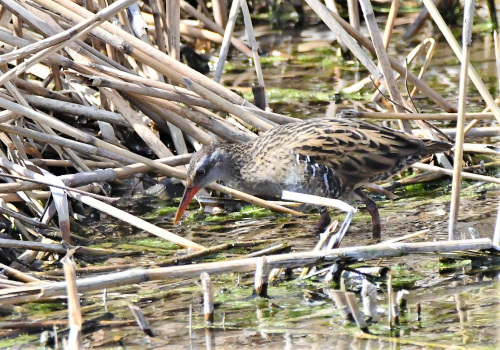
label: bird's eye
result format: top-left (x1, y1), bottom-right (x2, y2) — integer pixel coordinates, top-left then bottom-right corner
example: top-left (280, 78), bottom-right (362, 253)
top-left (196, 169), bottom-right (206, 176)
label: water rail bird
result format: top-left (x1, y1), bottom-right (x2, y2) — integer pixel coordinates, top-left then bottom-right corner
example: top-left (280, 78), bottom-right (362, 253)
top-left (174, 117), bottom-right (452, 237)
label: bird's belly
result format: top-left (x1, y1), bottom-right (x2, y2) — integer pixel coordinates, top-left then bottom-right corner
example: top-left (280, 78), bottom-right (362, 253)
top-left (231, 165), bottom-right (345, 199)
top-left (229, 180), bottom-right (284, 198)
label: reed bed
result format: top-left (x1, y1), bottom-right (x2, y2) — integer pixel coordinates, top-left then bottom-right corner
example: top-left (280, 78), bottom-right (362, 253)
top-left (0, 0), bottom-right (498, 347)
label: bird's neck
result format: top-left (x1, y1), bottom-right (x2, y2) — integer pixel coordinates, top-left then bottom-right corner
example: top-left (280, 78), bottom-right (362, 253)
top-left (216, 142), bottom-right (253, 181)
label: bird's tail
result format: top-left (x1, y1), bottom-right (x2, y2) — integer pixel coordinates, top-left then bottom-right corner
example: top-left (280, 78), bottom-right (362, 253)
top-left (423, 139), bottom-right (453, 154)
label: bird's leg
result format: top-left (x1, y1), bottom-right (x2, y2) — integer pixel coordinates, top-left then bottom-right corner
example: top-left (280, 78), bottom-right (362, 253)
top-left (355, 189), bottom-right (381, 239)
top-left (314, 207), bottom-right (331, 233)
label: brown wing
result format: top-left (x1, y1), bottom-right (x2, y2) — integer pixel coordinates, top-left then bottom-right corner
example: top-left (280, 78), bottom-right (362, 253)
top-left (251, 118), bottom-right (425, 187)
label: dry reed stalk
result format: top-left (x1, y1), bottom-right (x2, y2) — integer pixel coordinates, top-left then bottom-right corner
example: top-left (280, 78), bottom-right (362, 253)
top-left (211, 0), bottom-right (228, 28)
top-left (418, 126), bottom-right (500, 139)
top-left (63, 259), bottom-right (82, 348)
top-left (125, 93), bottom-right (215, 144)
top-left (244, 243), bottom-right (289, 258)
top-left (305, 0), bottom-right (380, 78)
top-left (0, 238), bottom-right (491, 305)
top-left (239, 0), bottom-right (267, 108)
top-left (69, 72), bottom-right (218, 110)
top-left (361, 279), bottom-right (378, 322)
top-left (341, 110), bottom-right (495, 121)
top-left (382, 0), bottom-right (400, 48)
top-left (42, 240), bottom-right (276, 276)
top-left (129, 304), bottom-right (154, 336)
top-left (24, 95), bottom-right (130, 126)
top-left (148, 0), bottom-right (166, 54)
top-left (149, 100), bottom-right (254, 142)
top-left (368, 37), bottom-right (436, 100)
top-left (327, 290), bottom-right (354, 320)
top-left (359, 0), bottom-right (411, 132)
top-left (0, 204), bottom-right (50, 229)
top-left (200, 272), bottom-right (215, 323)
top-left (214, 0), bottom-right (240, 83)
top-left (422, 0), bottom-right (500, 122)
top-left (345, 292), bottom-right (369, 332)
top-left (449, 0), bottom-right (475, 240)
top-left (347, 0), bottom-right (360, 30)
top-left (0, 172), bottom-right (117, 203)
top-left (71, 192), bottom-right (207, 250)
top-left (253, 256), bottom-right (270, 298)
top-left (177, 20), bottom-right (226, 43)
top-left (179, 0), bottom-right (252, 57)
top-left (326, 8), bottom-right (456, 112)
top-left (495, 31), bottom-right (500, 92)
top-left (387, 272), bottom-right (394, 329)
top-left (0, 185), bottom-right (99, 202)
top-left (409, 39), bottom-right (436, 97)
top-left (0, 262), bottom-right (40, 283)
top-left (0, 238), bottom-right (123, 257)
top-left (412, 163), bottom-right (500, 184)
top-left (494, 199), bottom-right (500, 250)
top-left (167, 0), bottom-right (181, 59)
top-left (99, 88), bottom-right (174, 158)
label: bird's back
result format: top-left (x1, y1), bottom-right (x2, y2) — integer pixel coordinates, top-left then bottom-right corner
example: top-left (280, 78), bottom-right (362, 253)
top-left (241, 117), bottom-right (451, 198)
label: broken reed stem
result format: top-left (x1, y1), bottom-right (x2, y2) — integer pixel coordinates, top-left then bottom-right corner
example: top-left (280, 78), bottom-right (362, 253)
top-left (422, 0), bottom-right (500, 122)
top-left (0, 238), bottom-right (492, 305)
top-left (253, 256), bottom-right (269, 298)
top-left (358, 0), bottom-right (411, 132)
top-left (327, 290), bottom-right (354, 320)
top-left (63, 259), bottom-right (82, 348)
top-left (239, 0), bottom-right (267, 106)
top-left (129, 305), bottom-right (154, 336)
top-left (361, 279), bottom-right (378, 322)
top-left (387, 273), bottom-right (394, 329)
top-left (201, 272), bottom-right (215, 324)
top-left (345, 292), bottom-right (369, 333)
top-left (493, 199), bottom-right (500, 250)
top-left (448, 0), bottom-right (475, 240)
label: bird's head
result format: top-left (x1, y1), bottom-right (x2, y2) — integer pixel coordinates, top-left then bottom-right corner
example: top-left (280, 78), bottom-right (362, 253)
top-left (174, 143), bottom-right (231, 225)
